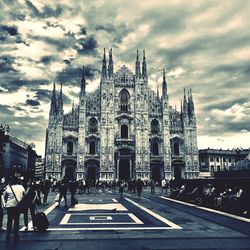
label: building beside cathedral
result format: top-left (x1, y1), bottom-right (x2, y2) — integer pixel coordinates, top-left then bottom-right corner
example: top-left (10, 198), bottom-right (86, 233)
top-left (45, 49), bottom-right (199, 181)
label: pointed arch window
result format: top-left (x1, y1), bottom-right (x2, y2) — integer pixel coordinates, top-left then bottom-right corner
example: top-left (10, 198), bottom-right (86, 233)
top-left (67, 141), bottom-right (73, 155)
top-left (173, 142), bottom-right (180, 155)
top-left (121, 125), bottom-right (128, 138)
top-left (151, 141), bottom-right (159, 155)
top-left (89, 141), bottom-right (96, 155)
top-left (120, 90), bottom-right (129, 112)
top-left (89, 118), bottom-right (98, 133)
top-left (151, 119), bottom-right (160, 134)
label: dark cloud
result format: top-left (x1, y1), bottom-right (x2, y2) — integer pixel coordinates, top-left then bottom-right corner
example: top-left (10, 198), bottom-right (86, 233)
top-left (56, 65), bottom-right (97, 85)
top-left (0, 104), bottom-right (15, 116)
top-left (63, 59), bottom-right (71, 65)
top-left (76, 35), bottom-right (98, 55)
top-left (95, 24), bottom-right (115, 33)
top-left (203, 97), bottom-right (249, 112)
top-left (25, 0), bottom-right (64, 18)
top-left (0, 25), bottom-right (18, 36)
top-left (40, 56), bottom-right (55, 64)
top-left (26, 99), bottom-right (40, 106)
top-left (1, 79), bottom-right (50, 92)
top-left (0, 56), bottom-right (17, 73)
top-left (29, 34), bottom-right (75, 51)
top-left (33, 89), bottom-right (51, 102)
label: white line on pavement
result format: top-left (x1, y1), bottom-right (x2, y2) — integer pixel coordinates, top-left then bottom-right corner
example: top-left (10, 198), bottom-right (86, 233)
top-left (128, 213), bottom-right (144, 224)
top-left (125, 198), bottom-right (182, 229)
top-left (48, 226), bottom-right (173, 231)
top-left (160, 196), bottom-right (250, 223)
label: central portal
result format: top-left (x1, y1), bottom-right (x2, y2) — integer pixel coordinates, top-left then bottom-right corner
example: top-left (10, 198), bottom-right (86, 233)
top-left (119, 159), bottom-right (130, 180)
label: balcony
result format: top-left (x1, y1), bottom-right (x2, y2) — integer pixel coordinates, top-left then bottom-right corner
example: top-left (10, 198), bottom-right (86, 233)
top-left (171, 153), bottom-right (184, 160)
top-left (62, 153), bottom-right (77, 160)
top-left (85, 153), bottom-right (100, 159)
top-left (150, 153), bottom-right (163, 160)
top-left (115, 137), bottom-right (135, 145)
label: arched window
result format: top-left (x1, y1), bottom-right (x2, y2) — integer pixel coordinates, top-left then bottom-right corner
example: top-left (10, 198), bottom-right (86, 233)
top-left (67, 141), bottom-right (73, 155)
top-left (88, 118), bottom-right (98, 133)
top-left (120, 90), bottom-right (129, 112)
top-left (217, 165), bottom-right (221, 171)
top-left (151, 119), bottom-right (160, 134)
top-left (210, 165), bottom-right (214, 173)
top-left (89, 141), bottom-right (96, 155)
top-left (173, 142), bottom-right (180, 155)
top-left (151, 141), bottom-right (159, 155)
top-left (121, 125), bottom-right (128, 138)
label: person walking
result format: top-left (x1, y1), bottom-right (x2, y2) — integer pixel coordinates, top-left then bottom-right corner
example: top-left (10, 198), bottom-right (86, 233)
top-left (68, 180), bottom-right (77, 207)
top-left (119, 181), bottom-right (124, 199)
top-left (42, 179), bottom-right (51, 205)
top-left (56, 179), bottom-right (68, 208)
top-left (23, 181), bottom-right (38, 231)
top-left (4, 177), bottom-right (25, 240)
top-left (0, 178), bottom-right (7, 231)
top-left (137, 179), bottom-right (143, 198)
top-left (150, 179), bottom-right (155, 194)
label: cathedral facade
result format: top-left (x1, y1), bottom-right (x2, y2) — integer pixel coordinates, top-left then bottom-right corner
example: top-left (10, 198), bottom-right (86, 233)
top-left (45, 49), bottom-right (199, 181)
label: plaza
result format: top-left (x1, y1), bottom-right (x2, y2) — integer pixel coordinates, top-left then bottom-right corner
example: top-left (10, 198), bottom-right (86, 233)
top-left (0, 188), bottom-right (249, 249)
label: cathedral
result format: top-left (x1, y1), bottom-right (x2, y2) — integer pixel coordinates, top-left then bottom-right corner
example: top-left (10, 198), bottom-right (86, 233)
top-left (45, 49), bottom-right (199, 181)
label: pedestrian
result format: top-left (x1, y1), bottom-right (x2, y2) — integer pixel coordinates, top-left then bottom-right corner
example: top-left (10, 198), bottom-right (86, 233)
top-left (23, 181), bottom-right (38, 231)
top-left (137, 179), bottom-right (143, 198)
top-left (0, 177), bottom-right (7, 231)
top-left (56, 178), bottom-right (68, 208)
top-left (34, 179), bottom-right (42, 205)
top-left (68, 180), bottom-right (77, 207)
top-left (119, 181), bottom-right (124, 199)
top-left (150, 179), bottom-right (155, 194)
top-left (4, 177), bottom-right (25, 240)
top-left (42, 179), bottom-right (51, 205)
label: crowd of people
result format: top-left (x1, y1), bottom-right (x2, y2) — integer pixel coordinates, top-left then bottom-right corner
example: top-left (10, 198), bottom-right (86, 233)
top-left (0, 176), bottom-right (149, 240)
top-left (1, 175), bottom-right (249, 241)
top-left (169, 182), bottom-right (249, 217)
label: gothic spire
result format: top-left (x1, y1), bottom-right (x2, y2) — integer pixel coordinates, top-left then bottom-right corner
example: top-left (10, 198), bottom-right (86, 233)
top-left (183, 88), bottom-right (188, 115)
top-left (108, 48), bottom-right (113, 78)
top-left (50, 83), bottom-right (57, 115)
top-left (81, 65), bottom-right (86, 93)
top-left (157, 84), bottom-right (159, 99)
top-left (189, 88), bottom-right (195, 117)
top-left (135, 50), bottom-right (141, 79)
top-left (162, 69), bottom-right (167, 97)
top-left (58, 82), bottom-right (63, 111)
top-left (101, 48), bottom-right (107, 79)
top-left (142, 50), bottom-right (147, 79)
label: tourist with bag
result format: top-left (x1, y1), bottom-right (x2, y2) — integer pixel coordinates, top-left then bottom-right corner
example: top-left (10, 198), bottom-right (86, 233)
top-left (23, 181), bottom-right (38, 231)
top-left (3, 177), bottom-right (25, 240)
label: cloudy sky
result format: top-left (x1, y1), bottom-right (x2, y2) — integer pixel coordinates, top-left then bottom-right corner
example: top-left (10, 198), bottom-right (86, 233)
top-left (0, 0), bottom-right (250, 156)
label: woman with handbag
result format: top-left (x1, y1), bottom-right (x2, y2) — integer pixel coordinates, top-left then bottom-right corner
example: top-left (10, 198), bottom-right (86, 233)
top-left (3, 177), bottom-right (25, 240)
